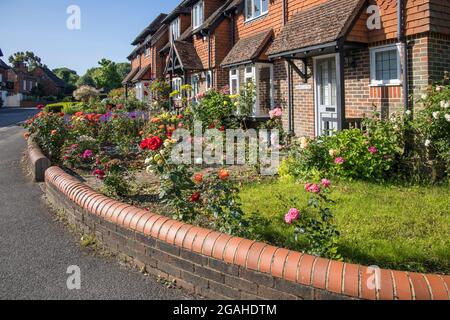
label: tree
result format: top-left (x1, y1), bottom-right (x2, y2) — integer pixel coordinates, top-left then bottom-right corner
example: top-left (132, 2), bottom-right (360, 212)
top-left (91, 59), bottom-right (122, 91)
top-left (9, 51), bottom-right (44, 70)
top-left (53, 67), bottom-right (79, 95)
top-left (76, 67), bottom-right (97, 88)
top-left (116, 62), bottom-right (131, 80)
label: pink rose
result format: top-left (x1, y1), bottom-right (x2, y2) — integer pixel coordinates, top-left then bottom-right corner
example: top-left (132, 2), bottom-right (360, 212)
top-left (82, 149), bottom-right (94, 160)
top-left (308, 184), bottom-right (321, 194)
top-left (304, 183), bottom-right (312, 191)
top-left (285, 208), bottom-right (300, 224)
top-left (368, 146), bottom-right (378, 154)
top-left (321, 179), bottom-right (331, 188)
top-left (335, 157), bottom-right (345, 165)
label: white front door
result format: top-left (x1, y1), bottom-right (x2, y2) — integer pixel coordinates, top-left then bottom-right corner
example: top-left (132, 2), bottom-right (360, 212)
top-left (315, 55), bottom-right (338, 136)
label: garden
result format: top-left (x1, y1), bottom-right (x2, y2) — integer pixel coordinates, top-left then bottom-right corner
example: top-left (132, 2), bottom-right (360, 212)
top-left (24, 80), bottom-right (450, 274)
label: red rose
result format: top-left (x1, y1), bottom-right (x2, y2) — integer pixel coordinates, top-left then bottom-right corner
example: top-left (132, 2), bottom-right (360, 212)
top-left (189, 193), bottom-right (201, 203)
top-left (140, 136), bottom-right (163, 151)
top-left (37, 104), bottom-right (45, 110)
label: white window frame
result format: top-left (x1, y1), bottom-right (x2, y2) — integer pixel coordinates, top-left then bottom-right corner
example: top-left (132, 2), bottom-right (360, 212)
top-left (170, 18), bottom-right (181, 42)
top-left (172, 77), bottom-right (182, 99)
top-left (243, 63), bottom-right (274, 117)
top-left (370, 44), bottom-right (402, 86)
top-left (245, 0), bottom-right (269, 22)
top-left (229, 68), bottom-right (240, 95)
top-left (192, 1), bottom-right (204, 30)
top-left (191, 74), bottom-right (200, 102)
top-left (145, 47), bottom-right (151, 57)
top-left (23, 80), bottom-right (27, 91)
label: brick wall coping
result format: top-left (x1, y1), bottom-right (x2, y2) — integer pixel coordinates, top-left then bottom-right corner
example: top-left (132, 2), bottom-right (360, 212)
top-left (43, 166), bottom-right (450, 300)
top-left (27, 139), bottom-right (51, 182)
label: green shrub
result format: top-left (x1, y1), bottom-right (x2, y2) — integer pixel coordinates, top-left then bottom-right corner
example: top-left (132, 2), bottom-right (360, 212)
top-left (193, 90), bottom-right (238, 130)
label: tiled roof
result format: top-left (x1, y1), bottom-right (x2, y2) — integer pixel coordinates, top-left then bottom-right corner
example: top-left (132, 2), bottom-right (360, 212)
top-left (267, 0), bottom-right (365, 57)
top-left (221, 30), bottom-right (273, 67)
top-left (132, 64), bottom-right (152, 82)
top-left (122, 68), bottom-right (140, 84)
top-left (224, 0), bottom-right (243, 12)
top-left (197, 0), bottom-right (234, 32)
top-left (0, 58), bottom-right (9, 69)
top-left (174, 41), bottom-right (204, 70)
top-left (132, 13), bottom-right (168, 45)
top-left (41, 67), bottom-right (66, 87)
top-left (162, 0), bottom-right (191, 24)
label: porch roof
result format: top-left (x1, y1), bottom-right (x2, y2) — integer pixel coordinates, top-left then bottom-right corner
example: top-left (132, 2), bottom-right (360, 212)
top-left (131, 65), bottom-right (152, 83)
top-left (122, 68), bottom-right (140, 85)
top-left (267, 0), bottom-right (366, 58)
top-left (0, 58), bottom-right (10, 69)
top-left (221, 30), bottom-right (273, 68)
top-left (173, 41), bottom-right (204, 71)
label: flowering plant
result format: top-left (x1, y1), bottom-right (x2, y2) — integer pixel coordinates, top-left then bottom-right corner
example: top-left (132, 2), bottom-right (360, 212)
top-left (282, 179), bottom-right (341, 260)
top-left (62, 136), bottom-right (100, 169)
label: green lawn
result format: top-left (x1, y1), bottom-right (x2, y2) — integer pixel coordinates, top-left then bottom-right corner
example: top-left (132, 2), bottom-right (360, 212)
top-left (240, 179), bottom-right (450, 274)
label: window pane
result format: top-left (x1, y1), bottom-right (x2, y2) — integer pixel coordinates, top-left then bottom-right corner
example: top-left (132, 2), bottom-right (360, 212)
top-left (254, 0), bottom-right (261, 17)
top-left (246, 0), bottom-right (253, 19)
top-left (262, 0), bottom-right (268, 13)
top-left (374, 49), bottom-right (398, 82)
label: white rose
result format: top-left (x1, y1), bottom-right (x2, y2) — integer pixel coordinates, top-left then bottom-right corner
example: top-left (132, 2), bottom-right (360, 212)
top-left (445, 114), bottom-right (450, 122)
top-left (425, 139), bottom-right (431, 147)
top-left (421, 94), bottom-right (428, 100)
top-left (144, 158), bottom-right (152, 165)
top-left (195, 158), bottom-right (203, 165)
top-left (146, 166), bottom-right (154, 174)
top-left (440, 101), bottom-right (445, 108)
top-left (436, 86), bottom-right (443, 92)
top-left (433, 111), bottom-right (440, 120)
top-left (445, 102), bottom-right (449, 109)
top-left (405, 110), bottom-right (412, 116)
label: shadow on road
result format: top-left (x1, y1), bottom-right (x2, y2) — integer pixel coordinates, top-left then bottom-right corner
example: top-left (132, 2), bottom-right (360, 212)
top-left (0, 107), bottom-right (38, 128)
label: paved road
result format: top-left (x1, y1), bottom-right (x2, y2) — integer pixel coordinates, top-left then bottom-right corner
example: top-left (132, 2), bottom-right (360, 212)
top-left (0, 108), bottom-right (192, 300)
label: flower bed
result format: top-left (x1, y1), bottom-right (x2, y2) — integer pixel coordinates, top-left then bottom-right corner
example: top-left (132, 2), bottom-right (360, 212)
top-left (24, 84), bottom-right (450, 278)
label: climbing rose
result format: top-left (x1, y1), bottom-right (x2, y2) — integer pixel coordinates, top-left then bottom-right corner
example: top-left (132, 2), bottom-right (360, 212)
top-left (140, 137), bottom-right (163, 151)
top-left (368, 146), bottom-right (378, 154)
top-left (335, 157), bottom-right (345, 164)
top-left (269, 107), bottom-right (282, 119)
top-left (321, 179), bottom-right (331, 188)
top-left (285, 208), bottom-right (300, 224)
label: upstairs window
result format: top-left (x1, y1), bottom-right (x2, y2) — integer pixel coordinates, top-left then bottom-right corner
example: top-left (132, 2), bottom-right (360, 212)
top-left (170, 18), bottom-right (181, 42)
top-left (172, 77), bottom-right (182, 99)
top-left (245, 0), bottom-right (269, 21)
top-left (192, 1), bottom-right (204, 30)
top-left (370, 45), bottom-right (401, 85)
top-left (145, 47), bottom-right (151, 57)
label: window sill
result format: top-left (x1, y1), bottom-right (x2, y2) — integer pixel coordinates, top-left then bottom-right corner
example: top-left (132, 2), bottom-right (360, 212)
top-left (244, 12), bottom-right (269, 25)
top-left (369, 82), bottom-right (402, 87)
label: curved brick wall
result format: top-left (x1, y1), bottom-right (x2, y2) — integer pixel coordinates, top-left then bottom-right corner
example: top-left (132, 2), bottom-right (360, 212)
top-left (41, 166), bottom-right (450, 300)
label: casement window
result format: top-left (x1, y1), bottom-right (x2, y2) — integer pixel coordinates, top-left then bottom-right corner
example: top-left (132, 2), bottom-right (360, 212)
top-left (172, 77), bottom-right (182, 99)
top-left (192, 1), bottom-right (204, 30)
top-left (170, 18), bottom-right (181, 42)
top-left (370, 44), bottom-right (401, 85)
top-left (245, 0), bottom-right (269, 21)
top-left (229, 68), bottom-right (240, 95)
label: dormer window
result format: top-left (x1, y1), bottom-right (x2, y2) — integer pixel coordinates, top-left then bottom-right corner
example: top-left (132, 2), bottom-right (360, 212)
top-left (245, 0), bottom-right (269, 21)
top-left (192, 1), bottom-right (204, 30)
top-left (170, 18), bottom-right (181, 42)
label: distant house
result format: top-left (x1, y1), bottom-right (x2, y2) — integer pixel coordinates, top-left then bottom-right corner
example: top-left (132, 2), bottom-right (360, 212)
top-left (0, 53), bottom-right (66, 107)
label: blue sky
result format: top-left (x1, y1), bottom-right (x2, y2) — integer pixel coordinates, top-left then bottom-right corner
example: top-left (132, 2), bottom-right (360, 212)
top-left (0, 0), bottom-right (180, 75)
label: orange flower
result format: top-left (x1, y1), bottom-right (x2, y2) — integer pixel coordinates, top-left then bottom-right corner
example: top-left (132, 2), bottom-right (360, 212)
top-left (23, 133), bottom-right (30, 140)
top-left (193, 173), bottom-right (203, 184)
top-left (218, 169), bottom-right (230, 181)
top-left (151, 117), bottom-right (160, 123)
top-left (158, 124), bottom-right (165, 130)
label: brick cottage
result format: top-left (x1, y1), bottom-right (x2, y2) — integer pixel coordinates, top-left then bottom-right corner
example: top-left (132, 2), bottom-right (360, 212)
top-left (124, 0), bottom-right (450, 137)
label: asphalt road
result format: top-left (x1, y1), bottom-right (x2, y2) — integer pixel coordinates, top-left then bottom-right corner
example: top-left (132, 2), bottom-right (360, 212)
top-left (0, 107), bottom-right (192, 300)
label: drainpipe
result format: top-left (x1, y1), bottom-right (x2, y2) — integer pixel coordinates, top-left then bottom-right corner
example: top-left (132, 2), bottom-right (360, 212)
top-left (398, 0), bottom-right (409, 111)
top-left (282, 0), bottom-right (287, 26)
top-left (283, 0), bottom-right (293, 135)
top-left (207, 30), bottom-right (213, 88)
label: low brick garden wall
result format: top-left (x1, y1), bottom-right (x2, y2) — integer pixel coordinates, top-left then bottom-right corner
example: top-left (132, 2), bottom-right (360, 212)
top-left (27, 145), bottom-right (450, 300)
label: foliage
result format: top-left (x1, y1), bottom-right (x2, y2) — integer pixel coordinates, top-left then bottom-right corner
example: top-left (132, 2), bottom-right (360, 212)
top-left (24, 112), bottom-right (68, 160)
top-left (101, 159), bottom-right (131, 198)
top-left (116, 63), bottom-right (131, 81)
top-left (240, 179), bottom-right (450, 273)
top-left (151, 80), bottom-right (172, 111)
top-left (282, 180), bottom-right (341, 260)
top-left (62, 136), bottom-right (100, 170)
top-left (192, 90), bottom-right (238, 130)
top-left (8, 51), bottom-right (43, 70)
top-left (234, 82), bottom-right (255, 123)
top-left (53, 67), bottom-right (79, 94)
top-left (73, 85), bottom-right (100, 101)
top-left (91, 59), bottom-right (122, 91)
